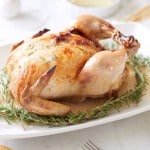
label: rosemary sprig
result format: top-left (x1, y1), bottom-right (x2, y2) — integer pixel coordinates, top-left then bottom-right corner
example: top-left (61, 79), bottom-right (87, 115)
top-left (0, 55), bottom-right (149, 126)
top-left (100, 40), bottom-right (121, 50)
top-left (133, 55), bottom-right (150, 70)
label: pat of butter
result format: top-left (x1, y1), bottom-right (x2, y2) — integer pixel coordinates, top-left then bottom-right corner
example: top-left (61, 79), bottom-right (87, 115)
top-left (69, 0), bottom-right (114, 7)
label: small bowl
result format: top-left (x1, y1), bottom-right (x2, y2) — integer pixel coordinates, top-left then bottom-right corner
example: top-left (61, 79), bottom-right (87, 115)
top-left (65, 0), bottom-right (122, 18)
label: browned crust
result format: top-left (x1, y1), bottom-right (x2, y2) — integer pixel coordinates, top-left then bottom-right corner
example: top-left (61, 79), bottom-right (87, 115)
top-left (10, 40), bottom-right (24, 51)
top-left (32, 28), bottom-right (50, 39)
top-left (10, 28), bottom-right (50, 52)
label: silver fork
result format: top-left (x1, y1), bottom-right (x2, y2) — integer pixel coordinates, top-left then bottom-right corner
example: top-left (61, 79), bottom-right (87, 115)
top-left (82, 140), bottom-right (101, 150)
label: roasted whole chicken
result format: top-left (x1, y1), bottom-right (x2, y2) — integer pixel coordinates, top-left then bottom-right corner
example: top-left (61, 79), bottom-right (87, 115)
top-left (6, 15), bottom-right (140, 116)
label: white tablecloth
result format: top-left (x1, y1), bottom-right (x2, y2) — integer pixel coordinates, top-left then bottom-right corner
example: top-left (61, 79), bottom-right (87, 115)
top-left (0, 0), bottom-right (150, 149)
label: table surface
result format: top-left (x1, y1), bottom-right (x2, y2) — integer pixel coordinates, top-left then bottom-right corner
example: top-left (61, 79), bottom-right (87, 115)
top-left (0, 0), bottom-right (150, 150)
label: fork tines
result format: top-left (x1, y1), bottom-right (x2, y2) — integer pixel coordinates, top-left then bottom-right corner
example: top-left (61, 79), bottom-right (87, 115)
top-left (82, 140), bottom-right (101, 150)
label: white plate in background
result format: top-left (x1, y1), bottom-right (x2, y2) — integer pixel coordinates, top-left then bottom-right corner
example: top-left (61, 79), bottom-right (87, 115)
top-left (0, 22), bottom-right (150, 139)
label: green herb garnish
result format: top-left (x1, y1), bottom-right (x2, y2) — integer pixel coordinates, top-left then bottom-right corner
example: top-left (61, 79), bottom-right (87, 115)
top-left (0, 55), bottom-right (149, 126)
top-left (27, 51), bottom-right (34, 56)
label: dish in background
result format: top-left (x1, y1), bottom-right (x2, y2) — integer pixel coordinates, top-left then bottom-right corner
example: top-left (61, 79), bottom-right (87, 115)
top-left (65, 0), bottom-right (122, 18)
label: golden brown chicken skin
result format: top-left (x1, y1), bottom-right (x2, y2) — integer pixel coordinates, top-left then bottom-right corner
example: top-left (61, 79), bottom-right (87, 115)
top-left (6, 15), bottom-right (140, 116)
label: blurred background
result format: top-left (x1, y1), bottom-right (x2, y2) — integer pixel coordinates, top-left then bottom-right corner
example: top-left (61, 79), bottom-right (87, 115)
top-left (0, 0), bottom-right (149, 46)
